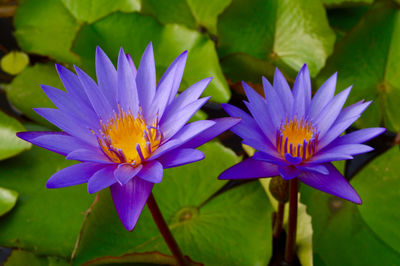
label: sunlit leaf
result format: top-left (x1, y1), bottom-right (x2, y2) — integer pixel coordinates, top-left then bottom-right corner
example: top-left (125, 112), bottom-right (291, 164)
top-left (0, 51), bottom-right (29, 75)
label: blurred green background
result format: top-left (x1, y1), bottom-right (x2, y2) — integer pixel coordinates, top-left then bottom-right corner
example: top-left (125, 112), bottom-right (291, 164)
top-left (0, 0), bottom-right (399, 265)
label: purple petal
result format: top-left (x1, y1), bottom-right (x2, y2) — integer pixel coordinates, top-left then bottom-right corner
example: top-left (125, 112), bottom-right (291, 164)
top-left (181, 117), bottom-right (241, 149)
top-left (87, 165), bottom-right (117, 194)
top-left (253, 151), bottom-right (287, 166)
top-left (278, 165), bottom-right (301, 180)
top-left (312, 86), bottom-right (352, 139)
top-left (110, 177), bottom-right (154, 231)
top-left (149, 139), bottom-right (182, 160)
top-left (221, 103), bottom-right (266, 142)
top-left (96, 46), bottom-right (118, 110)
top-left (117, 47), bottom-right (139, 115)
top-left (333, 128), bottom-right (386, 146)
top-left (67, 148), bottom-right (113, 164)
top-left (297, 164), bottom-right (329, 175)
top-left (242, 82), bottom-right (276, 144)
top-left (136, 42), bottom-right (156, 113)
top-left (167, 51), bottom-right (188, 104)
top-left (284, 153), bottom-right (302, 165)
top-left (163, 77), bottom-right (211, 122)
top-left (126, 54), bottom-right (137, 77)
top-left (168, 120), bottom-right (216, 145)
top-left (137, 160), bottom-right (163, 183)
top-left (160, 97), bottom-right (210, 141)
top-left (291, 65), bottom-right (309, 118)
top-left (17, 131), bottom-right (93, 156)
top-left (33, 108), bottom-right (97, 145)
top-left (309, 72), bottom-right (337, 120)
top-left (242, 137), bottom-right (281, 158)
top-left (75, 66), bottom-right (113, 120)
top-left (219, 158), bottom-right (279, 180)
top-left (273, 68), bottom-right (293, 113)
top-left (262, 76), bottom-right (285, 128)
top-left (158, 148), bottom-right (204, 168)
top-left (46, 162), bottom-right (104, 188)
top-left (320, 144), bottom-right (373, 156)
top-left (308, 152), bottom-right (353, 164)
top-left (114, 164), bottom-right (143, 185)
top-left (298, 163), bottom-right (361, 204)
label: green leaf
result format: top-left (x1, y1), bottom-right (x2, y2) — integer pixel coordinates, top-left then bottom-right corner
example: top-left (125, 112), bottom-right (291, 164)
top-left (73, 142), bottom-right (272, 265)
top-left (72, 12), bottom-right (230, 102)
top-left (14, 0), bottom-right (81, 64)
top-left (322, 0), bottom-right (373, 6)
top-left (61, 0), bottom-right (141, 23)
top-left (302, 184), bottom-right (400, 265)
top-left (0, 145), bottom-right (94, 258)
top-left (218, 0), bottom-right (335, 81)
top-left (316, 3), bottom-right (400, 132)
top-left (5, 64), bottom-right (62, 129)
top-left (0, 111), bottom-right (31, 160)
top-left (4, 250), bottom-right (69, 266)
top-left (0, 51), bottom-right (29, 75)
top-left (352, 147), bottom-right (400, 254)
top-left (0, 187), bottom-right (18, 217)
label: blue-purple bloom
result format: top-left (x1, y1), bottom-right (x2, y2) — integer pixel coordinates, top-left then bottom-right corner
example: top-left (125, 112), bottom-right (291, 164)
top-left (17, 43), bottom-right (239, 230)
top-left (219, 65), bottom-right (385, 204)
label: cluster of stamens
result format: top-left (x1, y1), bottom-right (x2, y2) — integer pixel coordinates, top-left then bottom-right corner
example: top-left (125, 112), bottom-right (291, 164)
top-left (98, 107), bottom-right (162, 164)
top-left (276, 117), bottom-right (318, 161)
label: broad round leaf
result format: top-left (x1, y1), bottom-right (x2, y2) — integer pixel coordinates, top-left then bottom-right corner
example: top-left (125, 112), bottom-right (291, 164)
top-left (0, 51), bottom-right (29, 75)
top-left (0, 187), bottom-right (18, 217)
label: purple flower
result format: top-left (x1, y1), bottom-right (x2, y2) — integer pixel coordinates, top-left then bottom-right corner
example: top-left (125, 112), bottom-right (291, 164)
top-left (219, 65), bottom-right (385, 204)
top-left (17, 43), bottom-right (239, 230)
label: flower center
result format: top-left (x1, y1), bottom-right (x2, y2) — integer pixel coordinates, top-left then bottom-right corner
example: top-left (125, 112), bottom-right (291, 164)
top-left (276, 117), bottom-right (318, 160)
top-left (98, 107), bottom-right (162, 164)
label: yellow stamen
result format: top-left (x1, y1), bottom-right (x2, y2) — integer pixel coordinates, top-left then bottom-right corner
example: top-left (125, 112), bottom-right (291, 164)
top-left (277, 117), bottom-right (317, 160)
top-left (98, 107), bottom-right (161, 164)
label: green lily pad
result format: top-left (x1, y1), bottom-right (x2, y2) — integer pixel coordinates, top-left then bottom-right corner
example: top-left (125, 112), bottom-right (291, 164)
top-left (14, 0), bottom-right (81, 64)
top-left (5, 64), bottom-right (62, 129)
top-left (322, 0), bottom-right (373, 6)
top-left (352, 147), bottom-right (400, 254)
top-left (302, 183), bottom-right (400, 266)
top-left (316, 3), bottom-right (400, 132)
top-left (61, 0), bottom-right (140, 23)
top-left (218, 0), bottom-right (335, 81)
top-left (4, 250), bottom-right (69, 266)
top-left (0, 110), bottom-right (31, 160)
top-left (72, 12), bottom-right (230, 102)
top-left (0, 187), bottom-right (18, 217)
top-left (0, 51), bottom-right (29, 75)
top-left (0, 144), bottom-right (94, 258)
top-left (73, 142), bottom-right (272, 265)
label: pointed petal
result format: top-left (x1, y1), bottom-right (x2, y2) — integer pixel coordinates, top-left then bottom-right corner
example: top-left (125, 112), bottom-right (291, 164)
top-left (291, 65), bottom-right (309, 118)
top-left (284, 153), bottom-right (302, 165)
top-left (136, 42), bottom-right (156, 112)
top-left (67, 148), bottom-right (113, 164)
top-left (333, 128), bottom-right (386, 146)
top-left (297, 164), bottom-right (329, 175)
top-left (167, 51), bottom-right (188, 104)
top-left (273, 68), bottom-right (293, 113)
top-left (181, 117), bottom-right (240, 149)
top-left (262, 76), bottom-right (285, 128)
top-left (138, 160), bottom-right (163, 183)
top-left (309, 72), bottom-right (337, 119)
top-left (46, 163), bottom-right (104, 188)
top-left (169, 120), bottom-right (216, 145)
top-left (158, 148), bottom-right (204, 168)
top-left (308, 152), bottom-right (353, 164)
top-left (87, 165), bottom-right (117, 194)
top-left (110, 178), bottom-right (154, 231)
top-left (219, 158), bottom-right (279, 180)
top-left (149, 139), bottom-right (182, 160)
top-left (320, 144), bottom-right (373, 156)
top-left (96, 46), bottom-right (117, 109)
top-left (278, 165), bottom-right (301, 180)
top-left (55, 64), bottom-right (90, 106)
top-left (298, 163), bottom-right (361, 204)
top-left (114, 164), bottom-right (142, 185)
top-left (117, 47), bottom-right (139, 115)
top-left (126, 54), bottom-right (137, 77)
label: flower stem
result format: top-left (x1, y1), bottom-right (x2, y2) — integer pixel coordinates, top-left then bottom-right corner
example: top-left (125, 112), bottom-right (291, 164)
top-left (147, 192), bottom-right (186, 266)
top-left (273, 201), bottom-right (285, 239)
top-left (284, 178), bottom-right (298, 264)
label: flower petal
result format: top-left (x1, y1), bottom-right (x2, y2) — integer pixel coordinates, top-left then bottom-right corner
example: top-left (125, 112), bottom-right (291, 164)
top-left (309, 72), bottom-right (337, 120)
top-left (158, 148), bottom-right (204, 168)
top-left (169, 120), bottom-right (216, 145)
top-left (114, 164), bottom-right (143, 185)
top-left (308, 152), bottom-right (353, 164)
top-left (167, 51), bottom-right (188, 104)
top-left (219, 158), bottom-right (279, 180)
top-left (298, 163), bottom-right (361, 204)
top-left (320, 144), bottom-right (373, 156)
top-left (253, 151), bottom-right (287, 165)
top-left (181, 117), bottom-right (241, 149)
top-left (126, 54), bottom-right (137, 77)
top-left (137, 160), bottom-right (163, 183)
top-left (333, 127), bottom-right (386, 146)
top-left (291, 64), bottom-right (310, 118)
top-left (273, 68), bottom-right (293, 113)
top-left (117, 47), bottom-right (139, 115)
top-left (284, 153), bottom-right (302, 165)
top-left (67, 148), bottom-right (113, 164)
top-left (262, 76), bottom-right (285, 129)
top-left (96, 46), bottom-right (118, 110)
top-left (297, 164), bottom-right (329, 175)
top-left (87, 165), bottom-right (117, 194)
top-left (136, 42), bottom-right (156, 113)
top-left (56, 64), bottom-right (90, 107)
top-left (110, 177), bottom-right (154, 231)
top-left (278, 165), bottom-right (301, 180)
top-left (46, 162), bottom-right (104, 188)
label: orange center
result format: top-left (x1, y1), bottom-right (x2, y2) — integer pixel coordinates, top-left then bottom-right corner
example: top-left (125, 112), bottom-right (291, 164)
top-left (98, 108), bottom-right (161, 164)
top-left (277, 117), bottom-right (318, 160)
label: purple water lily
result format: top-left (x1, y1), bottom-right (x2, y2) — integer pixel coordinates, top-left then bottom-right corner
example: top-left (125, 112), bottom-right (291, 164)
top-left (219, 65), bottom-right (385, 204)
top-left (18, 43), bottom-right (239, 230)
